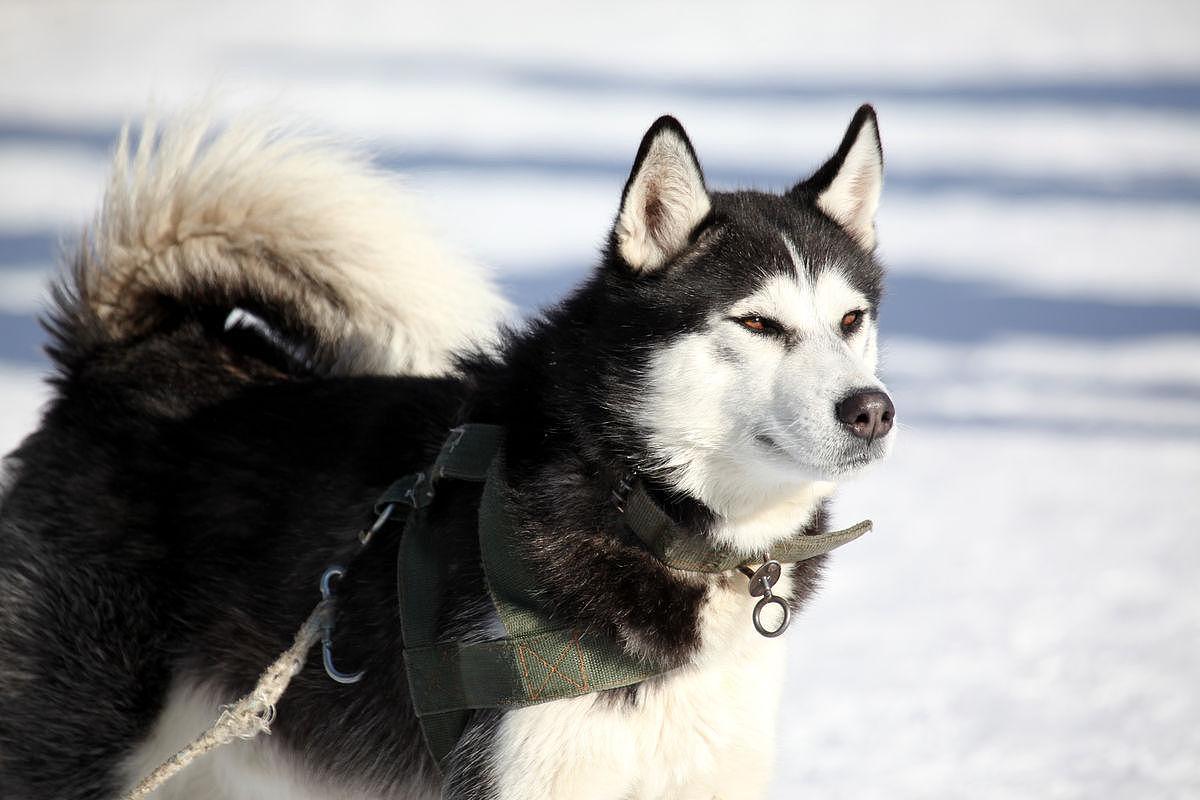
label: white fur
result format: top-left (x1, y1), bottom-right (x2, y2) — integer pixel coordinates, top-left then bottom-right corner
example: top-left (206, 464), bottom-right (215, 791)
top-left (816, 116), bottom-right (883, 251)
top-left (120, 681), bottom-right (438, 800)
top-left (490, 575), bottom-right (790, 800)
top-left (82, 113), bottom-right (510, 376)
top-left (616, 127), bottom-right (711, 272)
top-left (636, 235), bottom-right (891, 554)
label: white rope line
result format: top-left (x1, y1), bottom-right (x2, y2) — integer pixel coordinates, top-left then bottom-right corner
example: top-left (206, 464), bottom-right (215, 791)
top-left (122, 600), bottom-right (330, 800)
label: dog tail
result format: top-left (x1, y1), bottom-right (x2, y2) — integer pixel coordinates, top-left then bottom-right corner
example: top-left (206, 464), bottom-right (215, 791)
top-left (45, 113), bottom-right (509, 383)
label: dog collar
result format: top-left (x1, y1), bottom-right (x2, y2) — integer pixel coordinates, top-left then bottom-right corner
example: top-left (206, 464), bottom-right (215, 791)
top-left (615, 478), bottom-right (871, 637)
top-left (372, 424), bottom-right (870, 768)
top-left (617, 479), bottom-right (872, 573)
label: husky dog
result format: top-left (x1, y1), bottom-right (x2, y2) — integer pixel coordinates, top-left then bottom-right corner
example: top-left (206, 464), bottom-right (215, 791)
top-left (0, 106), bottom-right (894, 799)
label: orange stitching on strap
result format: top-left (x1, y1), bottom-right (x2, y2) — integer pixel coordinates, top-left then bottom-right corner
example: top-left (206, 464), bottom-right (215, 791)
top-left (518, 636), bottom-right (587, 699)
top-left (516, 644), bottom-right (536, 699)
top-left (572, 631), bottom-right (590, 692)
top-left (535, 644), bottom-right (582, 696)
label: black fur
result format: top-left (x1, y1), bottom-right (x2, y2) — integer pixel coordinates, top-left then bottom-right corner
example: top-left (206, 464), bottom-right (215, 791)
top-left (0, 108), bottom-right (884, 798)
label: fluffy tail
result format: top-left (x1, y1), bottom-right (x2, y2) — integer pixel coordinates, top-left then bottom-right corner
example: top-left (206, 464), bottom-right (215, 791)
top-left (47, 114), bottom-right (509, 380)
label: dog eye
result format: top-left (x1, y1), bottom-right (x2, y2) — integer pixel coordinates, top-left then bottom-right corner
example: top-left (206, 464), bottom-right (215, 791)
top-left (736, 315), bottom-right (783, 335)
top-left (839, 310), bottom-right (865, 335)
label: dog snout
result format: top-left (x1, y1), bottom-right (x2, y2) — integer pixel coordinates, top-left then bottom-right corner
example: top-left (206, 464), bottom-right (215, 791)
top-left (835, 390), bottom-right (895, 441)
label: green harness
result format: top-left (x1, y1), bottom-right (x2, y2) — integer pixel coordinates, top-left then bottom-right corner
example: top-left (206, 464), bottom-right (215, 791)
top-left (370, 424), bottom-right (872, 767)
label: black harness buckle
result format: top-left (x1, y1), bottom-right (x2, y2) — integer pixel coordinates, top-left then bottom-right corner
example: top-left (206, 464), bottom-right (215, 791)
top-left (361, 471), bottom-right (438, 546)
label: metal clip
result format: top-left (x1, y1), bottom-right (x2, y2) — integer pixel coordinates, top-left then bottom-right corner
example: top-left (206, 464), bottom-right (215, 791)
top-left (359, 502), bottom-right (396, 546)
top-left (746, 558), bottom-right (790, 638)
top-left (319, 566), bottom-right (365, 684)
top-left (406, 472), bottom-right (425, 505)
top-left (443, 425), bottom-right (466, 453)
top-left (399, 471), bottom-right (436, 509)
top-left (610, 472), bottom-right (636, 514)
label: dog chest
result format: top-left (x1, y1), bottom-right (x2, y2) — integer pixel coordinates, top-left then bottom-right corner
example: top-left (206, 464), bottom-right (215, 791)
top-left (487, 583), bottom-right (790, 800)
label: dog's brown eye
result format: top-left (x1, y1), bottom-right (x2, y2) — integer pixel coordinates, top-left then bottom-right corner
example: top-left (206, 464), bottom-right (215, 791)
top-left (840, 309), bottom-right (868, 335)
top-left (737, 315), bottom-right (783, 335)
top-left (840, 310), bottom-right (864, 335)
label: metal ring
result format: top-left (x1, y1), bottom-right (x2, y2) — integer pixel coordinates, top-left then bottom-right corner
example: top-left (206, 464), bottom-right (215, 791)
top-left (320, 566), bottom-right (344, 598)
top-left (752, 594), bottom-right (791, 638)
top-left (322, 643), bottom-right (365, 685)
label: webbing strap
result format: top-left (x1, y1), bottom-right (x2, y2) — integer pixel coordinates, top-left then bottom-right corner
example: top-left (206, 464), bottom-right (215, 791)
top-left (405, 626), bottom-right (657, 717)
top-left (622, 483), bottom-right (872, 572)
top-left (396, 425), bottom-right (508, 764)
top-left (395, 424), bottom-right (871, 767)
top-left (478, 456), bottom-right (548, 637)
top-left (430, 424), bottom-right (505, 482)
top-left (376, 424), bottom-right (504, 512)
top-left (398, 430), bottom-right (659, 765)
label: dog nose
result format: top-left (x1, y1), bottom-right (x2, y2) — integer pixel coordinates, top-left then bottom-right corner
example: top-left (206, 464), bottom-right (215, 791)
top-left (835, 390), bottom-right (895, 440)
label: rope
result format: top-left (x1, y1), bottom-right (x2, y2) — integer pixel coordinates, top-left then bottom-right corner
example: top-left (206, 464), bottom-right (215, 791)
top-left (122, 600), bottom-right (329, 800)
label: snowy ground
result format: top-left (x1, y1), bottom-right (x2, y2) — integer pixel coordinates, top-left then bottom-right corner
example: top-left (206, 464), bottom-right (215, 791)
top-left (2, 2), bottom-right (1199, 797)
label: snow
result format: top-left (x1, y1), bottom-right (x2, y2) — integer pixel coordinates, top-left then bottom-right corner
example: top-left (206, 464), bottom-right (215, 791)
top-left (1, 2), bottom-right (1197, 797)
top-left (810, 430), bottom-right (1200, 798)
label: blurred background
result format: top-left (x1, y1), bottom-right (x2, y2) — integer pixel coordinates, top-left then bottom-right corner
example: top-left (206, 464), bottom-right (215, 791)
top-left (2, 1), bottom-right (1198, 797)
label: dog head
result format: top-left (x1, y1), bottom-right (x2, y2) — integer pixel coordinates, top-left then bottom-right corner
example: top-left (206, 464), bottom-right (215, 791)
top-left (588, 106), bottom-right (893, 520)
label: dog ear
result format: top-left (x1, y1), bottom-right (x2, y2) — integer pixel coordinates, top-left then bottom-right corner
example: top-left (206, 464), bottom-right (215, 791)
top-left (791, 105), bottom-right (883, 251)
top-left (615, 116), bottom-right (711, 273)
